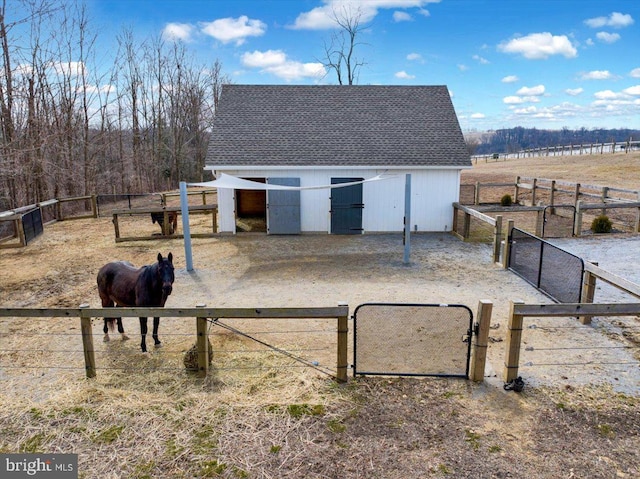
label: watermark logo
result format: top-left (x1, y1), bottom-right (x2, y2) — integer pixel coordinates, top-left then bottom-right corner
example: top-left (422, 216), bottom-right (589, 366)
top-left (1, 454), bottom-right (77, 478)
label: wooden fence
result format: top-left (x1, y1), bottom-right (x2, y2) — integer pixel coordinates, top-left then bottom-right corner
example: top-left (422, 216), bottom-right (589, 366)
top-left (0, 195), bottom-right (97, 248)
top-left (111, 204), bottom-right (218, 242)
top-left (0, 305), bottom-right (350, 381)
top-left (0, 301), bottom-right (498, 383)
top-left (472, 139), bottom-right (640, 163)
top-left (465, 177), bottom-right (640, 235)
top-left (503, 260), bottom-right (640, 382)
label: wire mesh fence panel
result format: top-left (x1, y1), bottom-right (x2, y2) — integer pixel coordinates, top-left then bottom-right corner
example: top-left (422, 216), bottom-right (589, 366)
top-left (539, 242), bottom-right (584, 303)
top-left (353, 303), bottom-right (473, 378)
top-left (509, 228), bottom-right (584, 303)
top-left (542, 205), bottom-right (575, 238)
top-left (508, 228), bottom-right (542, 288)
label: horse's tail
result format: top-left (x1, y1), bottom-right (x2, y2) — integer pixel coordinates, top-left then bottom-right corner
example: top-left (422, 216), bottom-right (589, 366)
top-left (106, 318), bottom-right (116, 331)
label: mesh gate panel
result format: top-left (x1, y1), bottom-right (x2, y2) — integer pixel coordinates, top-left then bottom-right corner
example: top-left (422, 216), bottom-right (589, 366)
top-left (542, 205), bottom-right (576, 238)
top-left (509, 228), bottom-right (584, 303)
top-left (353, 303), bottom-right (472, 378)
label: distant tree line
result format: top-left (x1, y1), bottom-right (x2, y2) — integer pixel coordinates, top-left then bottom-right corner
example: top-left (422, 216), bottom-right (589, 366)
top-left (470, 127), bottom-right (640, 155)
top-left (0, 0), bottom-right (229, 211)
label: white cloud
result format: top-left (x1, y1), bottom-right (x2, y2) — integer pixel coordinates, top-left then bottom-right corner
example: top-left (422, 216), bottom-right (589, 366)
top-left (395, 70), bottom-right (415, 79)
top-left (516, 84), bottom-right (545, 96)
top-left (241, 49), bottom-right (326, 81)
top-left (291, 0), bottom-right (441, 30)
top-left (584, 12), bottom-right (634, 29)
top-left (580, 70), bottom-right (612, 80)
top-left (623, 85), bottom-right (640, 96)
top-left (594, 90), bottom-right (620, 100)
top-left (162, 23), bottom-right (194, 42)
top-left (406, 52), bottom-right (423, 62)
top-left (470, 113), bottom-right (485, 119)
top-left (393, 11), bottom-right (413, 22)
top-left (498, 32), bottom-right (577, 60)
top-left (565, 88), bottom-right (584, 96)
top-left (596, 31), bottom-right (621, 43)
top-left (501, 75), bottom-right (519, 83)
top-left (457, 64), bottom-right (468, 72)
top-left (629, 68), bottom-right (640, 78)
top-left (200, 16), bottom-right (266, 45)
top-left (472, 54), bottom-right (489, 64)
top-left (503, 95), bottom-right (541, 104)
top-left (50, 61), bottom-right (85, 76)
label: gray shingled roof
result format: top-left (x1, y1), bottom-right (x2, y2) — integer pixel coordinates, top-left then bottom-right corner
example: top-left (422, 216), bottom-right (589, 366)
top-left (205, 85), bottom-right (471, 168)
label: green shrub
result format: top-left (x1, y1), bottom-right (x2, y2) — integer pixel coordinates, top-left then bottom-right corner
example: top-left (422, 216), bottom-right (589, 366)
top-left (500, 194), bottom-right (513, 206)
top-left (591, 214), bottom-right (612, 233)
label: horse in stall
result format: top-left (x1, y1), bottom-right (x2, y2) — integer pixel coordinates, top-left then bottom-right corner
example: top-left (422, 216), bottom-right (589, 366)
top-left (97, 252), bottom-right (175, 352)
top-left (151, 211), bottom-right (178, 235)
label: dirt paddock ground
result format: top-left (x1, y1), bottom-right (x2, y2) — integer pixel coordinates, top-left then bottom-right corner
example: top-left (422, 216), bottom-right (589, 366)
top-left (1, 208), bottom-right (640, 478)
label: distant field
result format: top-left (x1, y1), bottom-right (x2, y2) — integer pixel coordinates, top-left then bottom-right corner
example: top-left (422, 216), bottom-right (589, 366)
top-left (462, 151), bottom-right (640, 190)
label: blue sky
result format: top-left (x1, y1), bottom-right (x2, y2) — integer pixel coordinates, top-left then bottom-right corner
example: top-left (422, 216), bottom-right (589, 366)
top-left (85, 0), bottom-right (640, 131)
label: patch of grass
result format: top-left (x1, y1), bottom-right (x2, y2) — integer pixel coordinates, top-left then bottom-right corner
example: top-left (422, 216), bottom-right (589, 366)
top-left (434, 463), bottom-right (451, 474)
top-left (199, 460), bottom-right (227, 477)
top-left (92, 425), bottom-right (125, 444)
top-left (489, 444), bottom-right (502, 453)
top-left (192, 424), bottom-right (218, 455)
top-left (596, 423), bottom-right (615, 438)
top-left (265, 403), bottom-right (326, 418)
top-left (327, 418), bottom-right (346, 433)
top-left (270, 445), bottom-right (282, 454)
top-left (165, 437), bottom-right (185, 458)
top-left (20, 433), bottom-right (49, 453)
top-left (131, 460), bottom-right (155, 479)
top-left (465, 429), bottom-right (481, 450)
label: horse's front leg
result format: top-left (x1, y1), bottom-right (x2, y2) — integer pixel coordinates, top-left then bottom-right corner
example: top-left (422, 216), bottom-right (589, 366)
top-left (139, 317), bottom-right (148, 353)
top-left (152, 317), bottom-right (162, 347)
top-left (103, 319), bottom-right (110, 342)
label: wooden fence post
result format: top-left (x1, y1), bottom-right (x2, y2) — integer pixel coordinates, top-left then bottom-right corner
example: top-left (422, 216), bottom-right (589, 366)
top-left (601, 187), bottom-right (609, 216)
top-left (474, 181), bottom-right (481, 205)
top-left (337, 302), bottom-right (349, 383)
top-left (514, 176), bottom-right (520, 204)
top-left (470, 300), bottom-right (493, 382)
top-left (502, 219), bottom-right (514, 269)
top-left (91, 195), bottom-right (98, 218)
top-left (493, 215), bottom-right (503, 263)
top-left (580, 262), bottom-right (598, 325)
top-left (531, 178), bottom-right (537, 206)
top-left (503, 300), bottom-right (524, 383)
top-left (574, 200), bottom-right (583, 237)
top-left (80, 304), bottom-right (96, 378)
top-left (196, 305), bottom-right (209, 378)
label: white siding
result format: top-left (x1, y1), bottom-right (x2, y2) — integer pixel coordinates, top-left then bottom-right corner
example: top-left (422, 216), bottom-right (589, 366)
top-left (215, 168), bottom-right (460, 233)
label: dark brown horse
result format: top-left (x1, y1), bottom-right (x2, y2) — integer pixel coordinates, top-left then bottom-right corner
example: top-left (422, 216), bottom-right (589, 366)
top-left (97, 253), bottom-right (175, 352)
top-left (151, 211), bottom-right (178, 235)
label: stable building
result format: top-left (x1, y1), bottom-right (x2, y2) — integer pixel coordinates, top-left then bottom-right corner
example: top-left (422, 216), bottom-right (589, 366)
top-left (204, 84), bottom-right (471, 234)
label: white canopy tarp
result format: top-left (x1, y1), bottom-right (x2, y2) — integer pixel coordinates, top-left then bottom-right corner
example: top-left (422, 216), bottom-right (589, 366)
top-left (187, 173), bottom-right (396, 190)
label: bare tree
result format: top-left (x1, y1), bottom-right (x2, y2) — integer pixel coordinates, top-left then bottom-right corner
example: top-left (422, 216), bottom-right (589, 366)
top-left (321, 7), bottom-right (368, 85)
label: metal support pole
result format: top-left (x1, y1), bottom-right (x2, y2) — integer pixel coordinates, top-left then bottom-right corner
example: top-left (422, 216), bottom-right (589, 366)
top-left (403, 174), bottom-right (411, 265)
top-left (180, 182), bottom-right (194, 271)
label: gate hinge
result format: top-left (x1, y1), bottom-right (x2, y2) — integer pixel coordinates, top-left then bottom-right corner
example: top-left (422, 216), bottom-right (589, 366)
top-left (473, 322), bottom-right (479, 336)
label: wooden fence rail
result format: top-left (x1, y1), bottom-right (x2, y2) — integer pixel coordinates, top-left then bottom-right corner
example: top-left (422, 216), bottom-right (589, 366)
top-left (503, 301), bottom-right (640, 382)
top-left (0, 305), bottom-right (350, 381)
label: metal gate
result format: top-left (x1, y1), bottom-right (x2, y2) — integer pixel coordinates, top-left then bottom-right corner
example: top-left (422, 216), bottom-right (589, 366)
top-left (508, 228), bottom-right (584, 303)
top-left (267, 178), bottom-right (301, 234)
top-left (330, 178), bottom-right (363, 234)
top-left (353, 303), bottom-right (473, 378)
top-left (22, 208), bottom-right (43, 245)
top-left (542, 205), bottom-right (576, 238)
